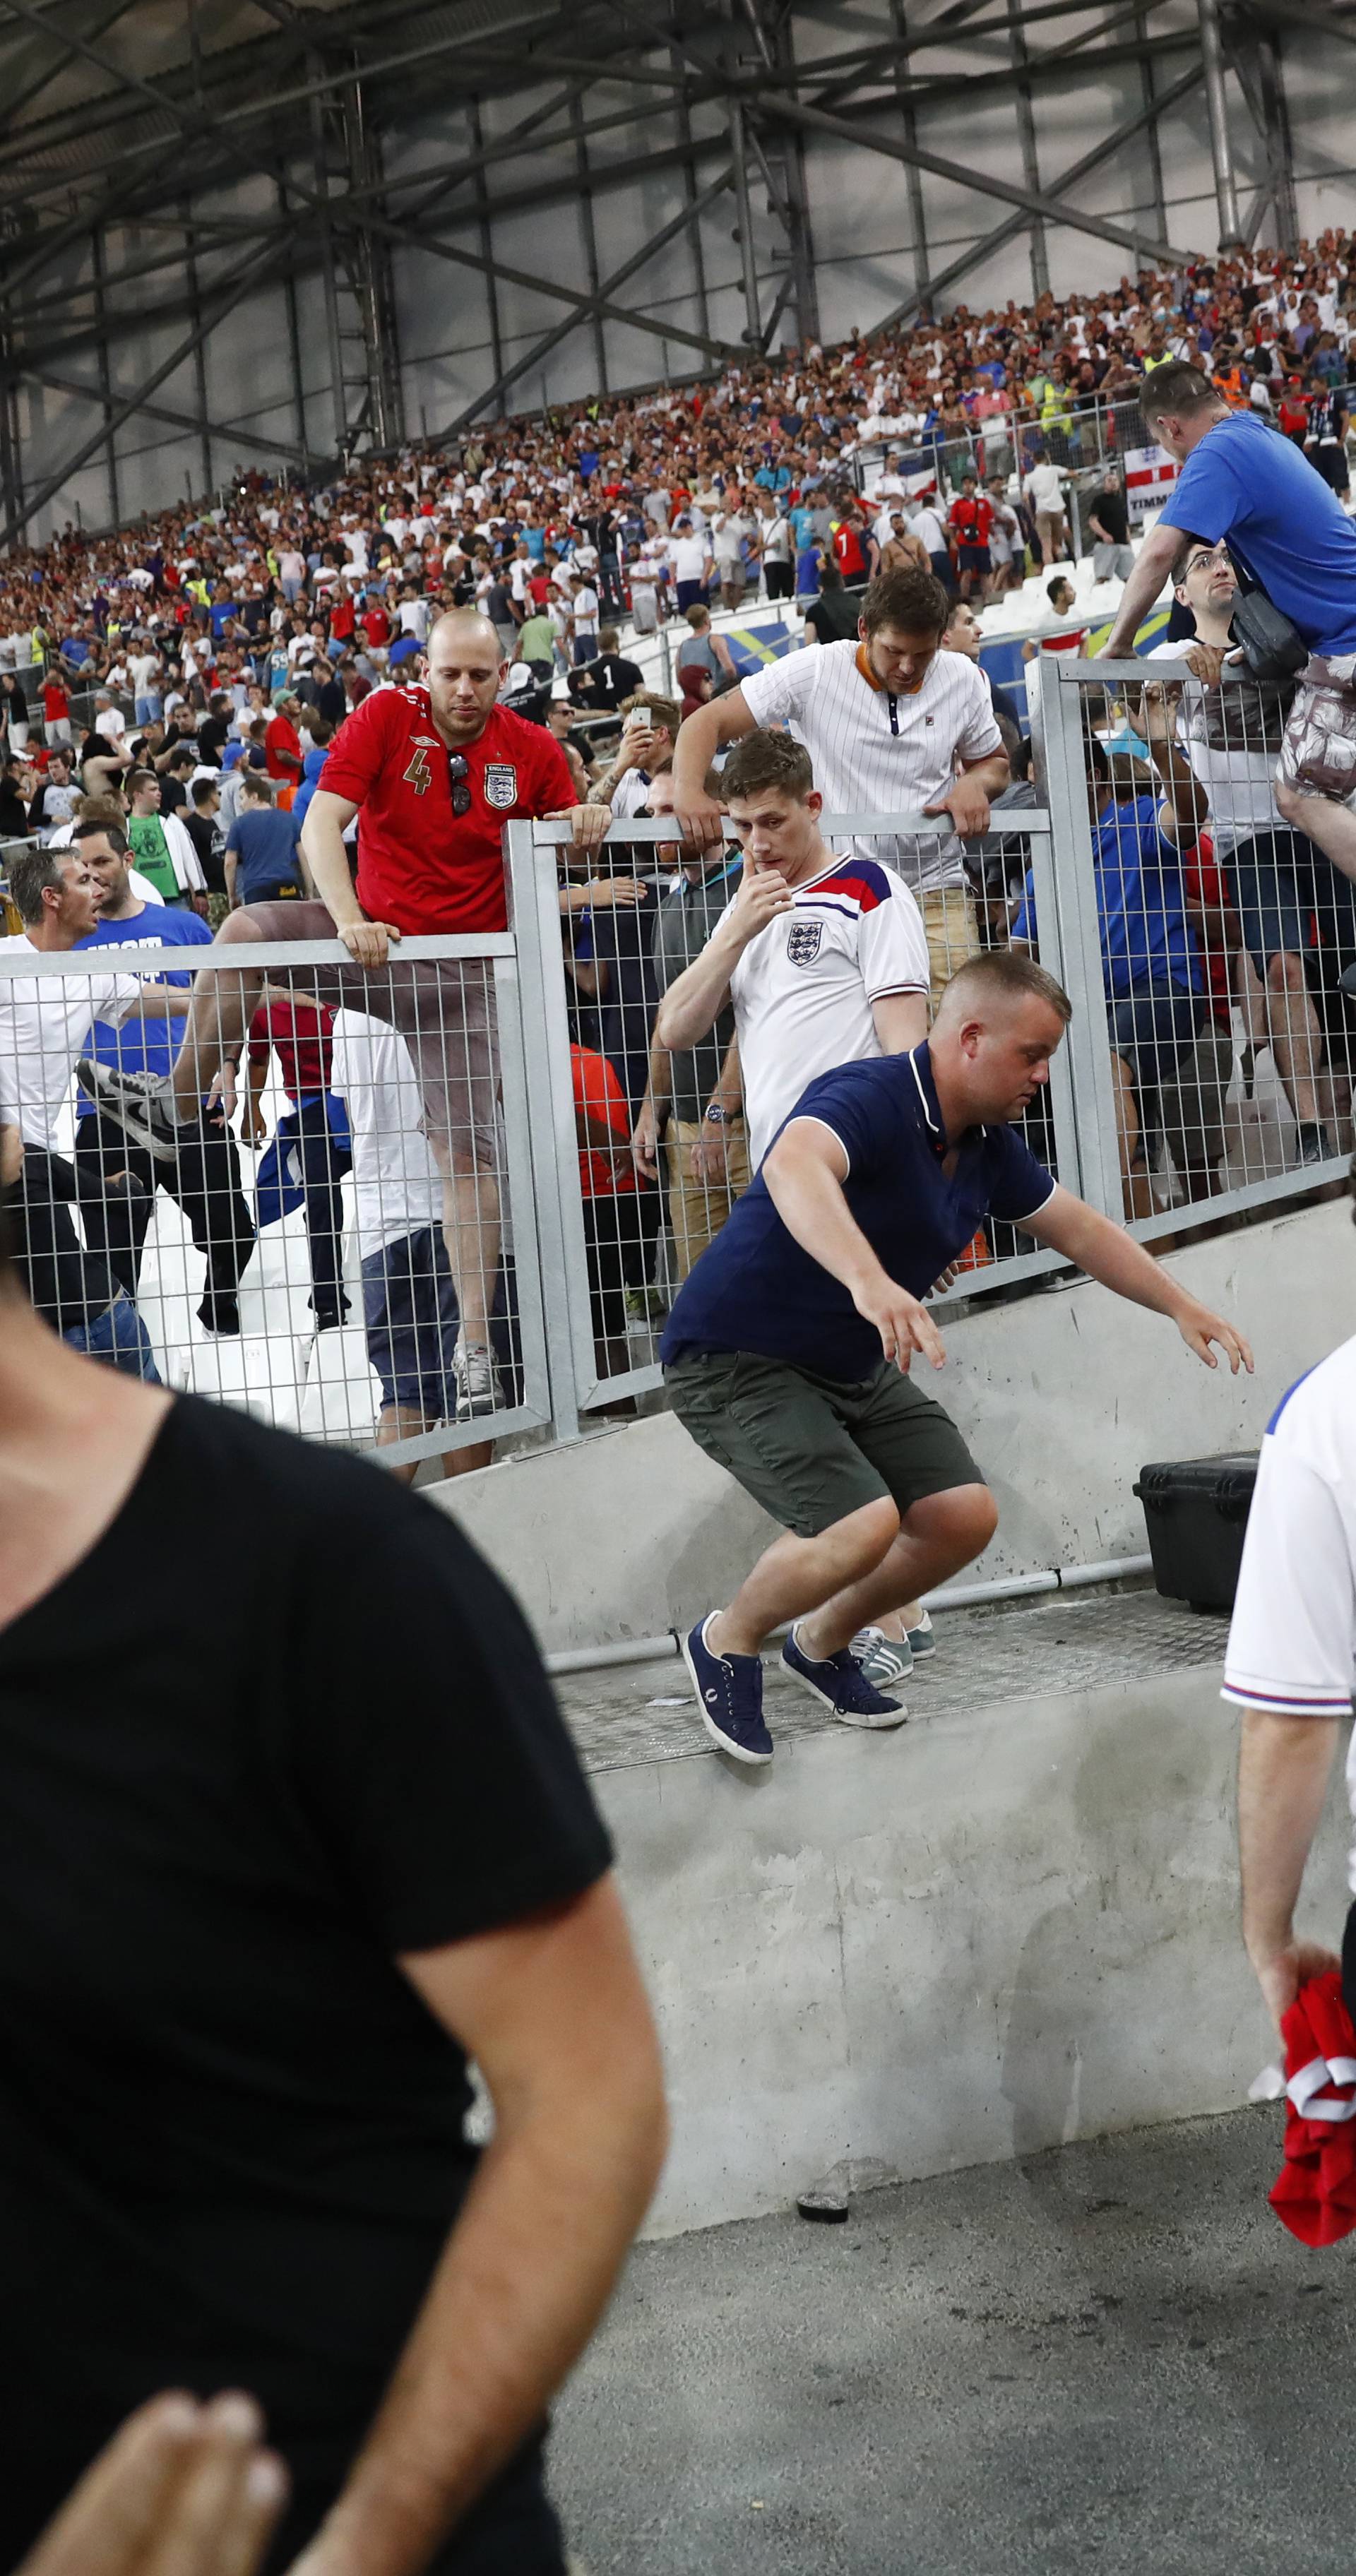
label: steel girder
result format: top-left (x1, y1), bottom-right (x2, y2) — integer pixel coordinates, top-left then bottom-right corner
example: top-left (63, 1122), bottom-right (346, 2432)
top-left (0, 0), bottom-right (1321, 539)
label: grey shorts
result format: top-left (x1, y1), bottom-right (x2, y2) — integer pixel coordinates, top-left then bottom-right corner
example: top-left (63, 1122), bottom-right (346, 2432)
top-left (665, 1348), bottom-right (984, 1537)
top-left (1278, 653), bottom-right (1356, 805)
top-left (245, 898), bottom-right (500, 1165)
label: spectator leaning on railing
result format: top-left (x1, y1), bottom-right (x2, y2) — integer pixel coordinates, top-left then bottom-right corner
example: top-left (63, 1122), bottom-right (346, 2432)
top-left (1102, 360), bottom-right (1356, 896)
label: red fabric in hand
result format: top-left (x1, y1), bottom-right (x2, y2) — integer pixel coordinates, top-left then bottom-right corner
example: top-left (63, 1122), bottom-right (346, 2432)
top-left (1270, 1971), bottom-right (1356, 2248)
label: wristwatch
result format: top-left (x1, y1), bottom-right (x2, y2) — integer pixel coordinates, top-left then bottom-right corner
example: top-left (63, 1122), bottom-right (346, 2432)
top-left (703, 1103), bottom-right (732, 1125)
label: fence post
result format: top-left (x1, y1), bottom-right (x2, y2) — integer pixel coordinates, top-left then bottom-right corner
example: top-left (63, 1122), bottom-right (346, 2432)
top-left (503, 818), bottom-right (588, 1443)
top-left (1037, 664), bottom-right (1126, 1219)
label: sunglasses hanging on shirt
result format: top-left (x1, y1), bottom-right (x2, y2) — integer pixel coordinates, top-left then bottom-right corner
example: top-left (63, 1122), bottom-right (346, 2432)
top-left (447, 751), bottom-right (472, 816)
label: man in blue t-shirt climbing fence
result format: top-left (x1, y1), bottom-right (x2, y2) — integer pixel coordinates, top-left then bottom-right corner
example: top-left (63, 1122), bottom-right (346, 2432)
top-left (660, 949), bottom-right (1253, 1766)
top-left (1102, 359), bottom-right (1356, 894)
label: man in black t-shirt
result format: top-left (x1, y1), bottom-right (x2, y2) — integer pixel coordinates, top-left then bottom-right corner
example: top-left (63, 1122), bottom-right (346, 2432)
top-left (568, 629), bottom-right (645, 713)
top-left (1088, 468), bottom-right (1134, 581)
top-left (0, 1257), bottom-right (667, 2576)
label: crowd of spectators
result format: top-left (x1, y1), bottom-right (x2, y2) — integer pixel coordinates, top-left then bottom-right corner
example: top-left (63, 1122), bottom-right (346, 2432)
top-left (0, 232), bottom-right (1352, 778)
top-left (3, 234), bottom-right (1356, 1422)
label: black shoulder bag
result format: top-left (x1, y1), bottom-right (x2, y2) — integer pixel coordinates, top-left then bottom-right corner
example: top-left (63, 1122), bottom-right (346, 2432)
top-left (1224, 540), bottom-right (1310, 683)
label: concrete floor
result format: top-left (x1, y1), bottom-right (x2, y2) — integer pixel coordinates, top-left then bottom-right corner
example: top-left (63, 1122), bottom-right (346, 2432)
top-left (551, 2105), bottom-right (1356, 2576)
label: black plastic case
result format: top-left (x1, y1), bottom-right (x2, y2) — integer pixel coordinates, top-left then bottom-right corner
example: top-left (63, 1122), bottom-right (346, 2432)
top-left (1133, 1453), bottom-right (1259, 1612)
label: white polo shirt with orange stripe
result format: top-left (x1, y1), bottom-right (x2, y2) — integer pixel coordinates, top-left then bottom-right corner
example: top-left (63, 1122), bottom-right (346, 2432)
top-left (739, 638), bottom-right (1003, 896)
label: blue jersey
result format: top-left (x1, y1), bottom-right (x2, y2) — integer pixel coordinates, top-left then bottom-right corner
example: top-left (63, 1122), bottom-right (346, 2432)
top-left (661, 1046), bottom-right (1054, 1382)
top-left (1012, 795), bottom-right (1201, 998)
top-left (74, 901), bottom-right (211, 1109)
top-left (1160, 409), bottom-right (1356, 657)
top-left (225, 806), bottom-right (303, 902)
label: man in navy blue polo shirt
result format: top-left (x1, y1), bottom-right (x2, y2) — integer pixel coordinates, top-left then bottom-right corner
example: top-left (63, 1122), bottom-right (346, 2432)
top-left (662, 950), bottom-right (1252, 1764)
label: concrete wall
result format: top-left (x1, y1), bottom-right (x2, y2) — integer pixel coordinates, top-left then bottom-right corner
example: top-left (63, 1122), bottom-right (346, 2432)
top-left (601, 1664), bottom-right (1352, 2237)
top-left (433, 1198), bottom-right (1351, 1658)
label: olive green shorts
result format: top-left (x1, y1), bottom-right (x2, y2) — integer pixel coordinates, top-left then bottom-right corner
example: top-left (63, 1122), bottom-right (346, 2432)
top-left (664, 1349), bottom-right (984, 1538)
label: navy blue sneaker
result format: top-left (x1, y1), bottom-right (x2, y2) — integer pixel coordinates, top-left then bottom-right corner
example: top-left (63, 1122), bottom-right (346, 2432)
top-left (783, 1623), bottom-right (906, 1729)
top-left (681, 1616), bottom-right (774, 1765)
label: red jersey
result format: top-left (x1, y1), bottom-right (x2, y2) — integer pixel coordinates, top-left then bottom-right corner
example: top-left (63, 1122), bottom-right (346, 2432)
top-left (361, 604), bottom-right (391, 649)
top-left (832, 522), bottom-right (867, 578)
top-left (571, 1044), bottom-right (637, 1200)
top-left (320, 686), bottom-right (574, 936)
top-left (248, 996), bottom-right (334, 1100)
top-left (264, 712), bottom-right (301, 781)
top-left (950, 493), bottom-right (995, 544)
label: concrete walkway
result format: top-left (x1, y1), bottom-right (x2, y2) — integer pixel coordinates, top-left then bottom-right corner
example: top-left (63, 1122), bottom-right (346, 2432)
top-left (552, 2105), bottom-right (1355, 2575)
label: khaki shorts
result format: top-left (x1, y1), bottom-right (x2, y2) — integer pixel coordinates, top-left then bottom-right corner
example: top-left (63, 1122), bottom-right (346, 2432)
top-left (665, 1116), bottom-right (752, 1283)
top-left (920, 886), bottom-right (983, 1001)
top-left (1278, 653), bottom-right (1356, 804)
top-left (665, 1347), bottom-right (983, 1537)
top-left (245, 898), bottom-right (499, 1165)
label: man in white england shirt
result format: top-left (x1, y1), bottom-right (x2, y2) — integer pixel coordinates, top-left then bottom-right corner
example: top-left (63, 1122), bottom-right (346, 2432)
top-left (671, 563), bottom-right (1009, 996)
top-left (1227, 1199), bottom-right (1356, 2032)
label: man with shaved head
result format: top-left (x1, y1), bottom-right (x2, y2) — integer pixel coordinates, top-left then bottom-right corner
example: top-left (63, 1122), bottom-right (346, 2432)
top-left (81, 610), bottom-right (607, 1421)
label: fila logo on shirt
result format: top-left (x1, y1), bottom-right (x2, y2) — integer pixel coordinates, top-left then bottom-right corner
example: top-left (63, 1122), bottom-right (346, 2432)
top-left (786, 916), bottom-right (822, 967)
top-left (483, 761), bottom-right (518, 810)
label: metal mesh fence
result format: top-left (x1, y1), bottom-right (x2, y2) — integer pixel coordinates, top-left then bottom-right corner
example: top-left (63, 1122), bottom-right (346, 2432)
top-left (0, 924), bottom-right (545, 1472)
top-left (5, 763), bottom-right (1350, 1470)
top-left (528, 807), bottom-right (1071, 1417)
top-left (1035, 657), bottom-right (1354, 1241)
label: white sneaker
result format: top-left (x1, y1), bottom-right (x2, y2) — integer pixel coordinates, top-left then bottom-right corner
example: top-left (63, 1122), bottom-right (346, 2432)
top-left (849, 1626), bottom-right (914, 1689)
top-left (453, 1337), bottom-right (503, 1423)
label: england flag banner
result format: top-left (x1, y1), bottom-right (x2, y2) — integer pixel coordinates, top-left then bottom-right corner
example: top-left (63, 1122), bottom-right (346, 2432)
top-left (1125, 442), bottom-right (1181, 519)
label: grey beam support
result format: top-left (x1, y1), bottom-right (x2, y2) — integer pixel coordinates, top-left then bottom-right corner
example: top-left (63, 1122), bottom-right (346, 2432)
top-left (1251, 23), bottom-right (1298, 253)
top-left (1134, 4), bottom-right (1169, 249)
top-left (181, 203), bottom-right (213, 498)
top-left (20, 365), bottom-right (311, 465)
top-left (0, 230), bottom-right (297, 552)
top-left (1008, 0), bottom-right (1049, 299)
top-left (90, 223), bottom-right (119, 525)
top-left (869, 59), bottom-right (1205, 333)
top-left (729, 100), bottom-right (762, 347)
top-left (757, 88), bottom-right (1196, 266)
top-left (278, 176), bottom-right (309, 463)
top-left (0, 0), bottom-right (141, 127)
top-left (889, 0), bottom-right (932, 316)
top-left (1197, 0), bottom-right (1243, 247)
top-left (467, 98), bottom-right (506, 412)
top-left (571, 91), bottom-right (609, 395)
top-left (673, 50), bottom-right (713, 347)
top-left (308, 69), bottom-right (348, 455)
top-left (761, 1), bottom-right (819, 346)
top-left (440, 160), bottom-right (737, 434)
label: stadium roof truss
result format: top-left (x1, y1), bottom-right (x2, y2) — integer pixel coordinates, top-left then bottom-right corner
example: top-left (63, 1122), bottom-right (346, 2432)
top-left (0, 0), bottom-right (1335, 544)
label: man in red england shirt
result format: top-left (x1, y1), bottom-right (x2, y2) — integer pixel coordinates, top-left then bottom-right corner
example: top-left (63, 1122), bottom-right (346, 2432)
top-left (947, 475), bottom-right (995, 604)
top-left (263, 693), bottom-right (304, 788)
top-left (81, 610), bottom-right (607, 1421)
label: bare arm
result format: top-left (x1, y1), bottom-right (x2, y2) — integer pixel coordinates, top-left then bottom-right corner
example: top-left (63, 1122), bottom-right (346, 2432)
top-left (631, 1032), bottom-right (674, 1179)
top-left (1239, 1712), bottom-right (1342, 2028)
top-left (871, 991), bottom-right (929, 1055)
top-left (299, 788), bottom-right (403, 970)
top-left (1020, 1182), bottom-right (1253, 1371)
top-left (761, 1117), bottom-right (946, 1371)
top-left (1100, 517), bottom-right (1182, 656)
top-left (925, 749), bottom-right (1010, 837)
top-left (654, 864), bottom-right (793, 1050)
top-left (671, 685), bottom-right (755, 848)
top-left (290, 1877), bottom-right (665, 2576)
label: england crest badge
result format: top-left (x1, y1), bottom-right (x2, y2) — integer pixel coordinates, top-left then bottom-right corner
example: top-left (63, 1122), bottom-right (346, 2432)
top-left (483, 761), bottom-right (518, 810)
top-left (786, 914), bottom-right (822, 967)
